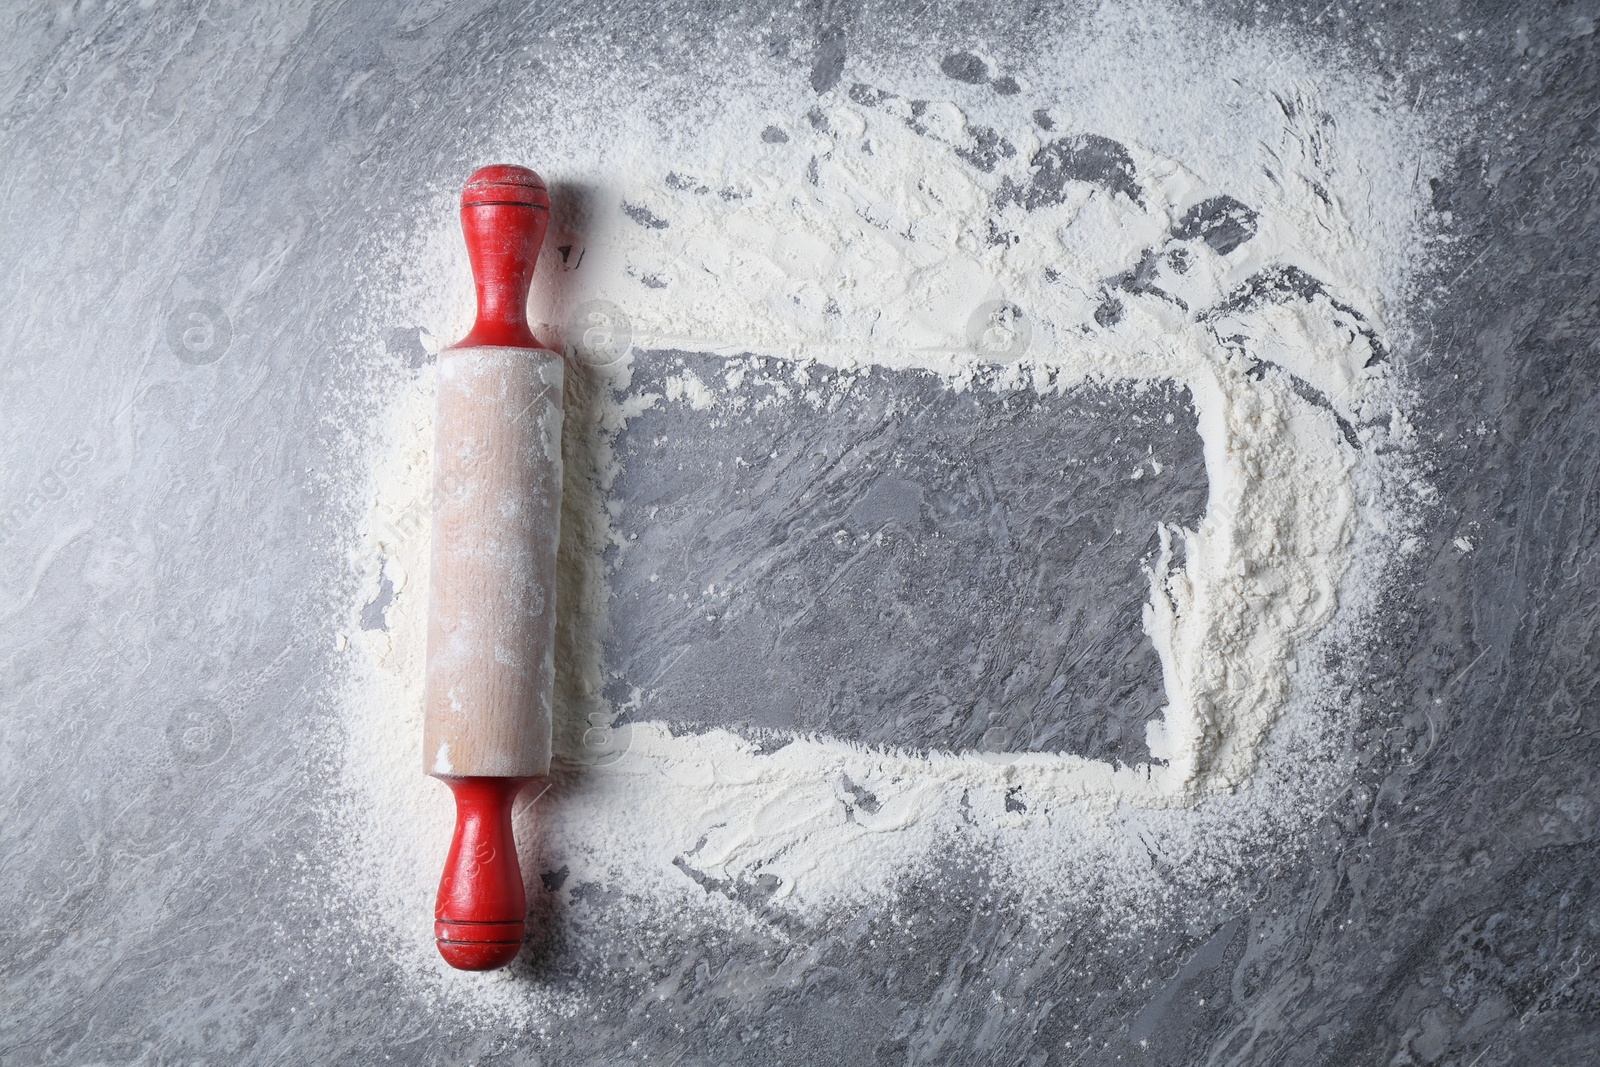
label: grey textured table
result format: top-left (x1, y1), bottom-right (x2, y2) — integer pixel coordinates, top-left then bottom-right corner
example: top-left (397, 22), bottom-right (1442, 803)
top-left (2, 2), bottom-right (1597, 1064)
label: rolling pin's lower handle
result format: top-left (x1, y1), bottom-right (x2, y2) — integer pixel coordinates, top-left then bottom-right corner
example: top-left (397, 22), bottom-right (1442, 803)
top-left (433, 776), bottom-right (533, 970)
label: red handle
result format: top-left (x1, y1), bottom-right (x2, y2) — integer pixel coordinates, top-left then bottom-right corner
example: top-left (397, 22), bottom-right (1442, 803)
top-left (451, 164), bottom-right (551, 350)
top-left (434, 776), bottom-right (531, 970)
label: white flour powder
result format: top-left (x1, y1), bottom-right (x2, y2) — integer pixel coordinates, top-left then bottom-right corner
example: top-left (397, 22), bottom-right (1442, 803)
top-left (325, 3), bottom-right (1439, 1013)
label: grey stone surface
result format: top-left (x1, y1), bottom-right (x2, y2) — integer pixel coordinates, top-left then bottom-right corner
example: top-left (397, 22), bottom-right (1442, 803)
top-left (1, 2), bottom-right (1597, 1064)
top-left (608, 361), bottom-right (1204, 763)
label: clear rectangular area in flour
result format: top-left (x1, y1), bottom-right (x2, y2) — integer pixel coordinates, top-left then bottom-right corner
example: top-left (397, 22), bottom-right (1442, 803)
top-left (602, 351), bottom-right (1207, 765)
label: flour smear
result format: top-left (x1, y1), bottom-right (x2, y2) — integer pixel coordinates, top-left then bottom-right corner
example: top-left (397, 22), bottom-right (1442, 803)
top-left (325, 3), bottom-right (1440, 1016)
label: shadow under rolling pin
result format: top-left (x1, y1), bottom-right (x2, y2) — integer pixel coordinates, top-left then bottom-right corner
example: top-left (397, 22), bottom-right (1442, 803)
top-left (424, 164), bottom-right (562, 971)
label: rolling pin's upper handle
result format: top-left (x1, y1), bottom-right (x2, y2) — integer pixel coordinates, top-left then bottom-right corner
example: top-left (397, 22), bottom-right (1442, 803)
top-left (452, 164), bottom-right (551, 350)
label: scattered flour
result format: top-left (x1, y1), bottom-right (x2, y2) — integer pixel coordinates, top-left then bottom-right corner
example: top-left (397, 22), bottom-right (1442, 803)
top-left (325, 2), bottom-right (1439, 1014)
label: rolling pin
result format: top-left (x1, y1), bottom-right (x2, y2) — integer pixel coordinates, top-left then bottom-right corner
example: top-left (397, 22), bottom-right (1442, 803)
top-left (424, 164), bottom-right (562, 971)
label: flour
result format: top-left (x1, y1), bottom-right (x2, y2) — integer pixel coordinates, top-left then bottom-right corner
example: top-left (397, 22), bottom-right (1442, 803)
top-left (325, 1), bottom-right (1438, 1012)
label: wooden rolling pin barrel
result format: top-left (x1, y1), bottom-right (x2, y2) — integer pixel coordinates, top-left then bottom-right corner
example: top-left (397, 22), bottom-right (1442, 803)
top-left (424, 164), bottom-right (562, 971)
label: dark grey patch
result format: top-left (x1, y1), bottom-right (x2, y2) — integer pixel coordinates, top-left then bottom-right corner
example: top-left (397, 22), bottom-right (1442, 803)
top-left (1043, 266), bottom-right (1060, 282)
top-left (940, 51), bottom-right (989, 84)
top-left (811, 26), bottom-right (846, 93)
top-left (564, 880), bottom-right (621, 910)
top-left (359, 571), bottom-right (395, 631)
top-left (984, 216), bottom-right (1017, 247)
top-left (761, 125), bottom-right (789, 144)
top-left (1429, 175), bottom-right (1456, 213)
top-left (1166, 246), bottom-right (1193, 274)
top-left (1214, 263), bottom-right (1326, 309)
top-left (640, 272), bottom-right (667, 290)
top-left (622, 201), bottom-right (669, 229)
top-left (904, 99), bottom-right (931, 136)
top-left (664, 172), bottom-right (701, 191)
top-left (806, 157), bottom-right (819, 186)
top-left (540, 865), bottom-right (570, 892)
top-left (1094, 294), bottom-right (1124, 327)
top-left (1108, 249), bottom-right (1188, 312)
top-left (1013, 133), bottom-right (1142, 209)
top-left (848, 82), bottom-right (890, 107)
top-left (1004, 786), bottom-right (1026, 813)
top-left (955, 125), bottom-right (1015, 173)
top-left (805, 106), bottom-right (829, 131)
top-left (1111, 249), bottom-right (1165, 293)
top-left (841, 776), bottom-right (881, 815)
top-left (992, 75), bottom-right (1020, 95)
top-left (718, 186), bottom-right (749, 201)
top-left (1032, 108), bottom-right (1054, 130)
top-left (672, 857), bottom-right (787, 919)
top-left (1172, 195), bottom-right (1259, 256)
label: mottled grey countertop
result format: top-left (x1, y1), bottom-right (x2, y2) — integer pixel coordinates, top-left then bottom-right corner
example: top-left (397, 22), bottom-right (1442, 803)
top-left (2, 2), bottom-right (1597, 1064)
